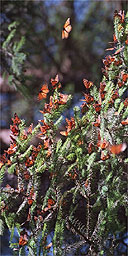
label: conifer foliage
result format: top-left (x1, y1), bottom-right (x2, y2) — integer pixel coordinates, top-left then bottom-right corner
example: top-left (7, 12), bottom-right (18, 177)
top-left (0, 10), bottom-right (128, 255)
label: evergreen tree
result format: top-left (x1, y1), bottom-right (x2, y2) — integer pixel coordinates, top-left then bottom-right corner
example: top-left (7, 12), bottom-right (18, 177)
top-left (0, 10), bottom-right (127, 256)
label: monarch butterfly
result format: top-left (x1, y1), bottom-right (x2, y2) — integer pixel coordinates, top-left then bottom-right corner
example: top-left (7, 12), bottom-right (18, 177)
top-left (114, 10), bottom-right (125, 23)
top-left (10, 124), bottom-right (19, 136)
top-left (40, 96), bottom-right (54, 114)
top-left (112, 90), bottom-right (119, 100)
top-left (101, 151), bottom-right (110, 161)
top-left (43, 139), bottom-right (50, 149)
top-left (12, 113), bottom-right (21, 125)
top-left (122, 73), bottom-right (128, 82)
top-left (88, 142), bottom-right (95, 154)
top-left (19, 233), bottom-right (28, 246)
top-left (114, 60), bottom-right (122, 66)
top-left (25, 157), bottom-right (34, 167)
top-left (38, 84), bottom-right (49, 101)
top-left (82, 93), bottom-right (94, 104)
top-left (48, 199), bottom-right (55, 208)
top-left (81, 102), bottom-right (89, 113)
top-left (121, 118), bottom-right (128, 125)
top-left (125, 39), bottom-right (128, 45)
top-left (51, 74), bottom-right (61, 89)
top-left (0, 161), bottom-right (4, 168)
top-left (93, 103), bottom-right (101, 113)
top-left (39, 121), bottom-right (50, 136)
top-left (113, 34), bottom-right (117, 43)
top-left (27, 198), bottom-right (34, 205)
top-left (60, 117), bottom-right (75, 136)
top-left (62, 18), bottom-right (72, 39)
top-left (60, 130), bottom-right (68, 136)
top-left (97, 139), bottom-right (109, 150)
top-left (118, 80), bottom-right (124, 88)
top-left (100, 82), bottom-right (106, 98)
top-left (45, 242), bottom-right (53, 250)
top-left (114, 46), bottom-right (124, 55)
top-left (105, 47), bottom-right (114, 51)
top-left (66, 117), bottom-right (75, 132)
top-left (92, 116), bottom-right (100, 127)
top-left (109, 143), bottom-right (127, 155)
top-left (83, 79), bottom-right (93, 89)
top-left (124, 98), bottom-right (128, 107)
top-left (68, 171), bottom-right (77, 180)
top-left (24, 171), bottom-right (30, 180)
top-left (103, 55), bottom-right (115, 66)
top-left (27, 123), bottom-right (33, 134)
top-left (5, 143), bottom-right (17, 155)
top-left (20, 131), bottom-right (27, 140)
top-left (58, 93), bottom-right (68, 105)
top-left (46, 148), bottom-right (52, 158)
top-left (84, 179), bottom-right (89, 188)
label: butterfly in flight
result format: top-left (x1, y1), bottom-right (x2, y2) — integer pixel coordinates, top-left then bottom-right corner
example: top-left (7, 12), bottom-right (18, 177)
top-left (38, 84), bottom-right (49, 101)
top-left (62, 18), bottom-right (72, 39)
top-left (109, 143), bottom-right (127, 155)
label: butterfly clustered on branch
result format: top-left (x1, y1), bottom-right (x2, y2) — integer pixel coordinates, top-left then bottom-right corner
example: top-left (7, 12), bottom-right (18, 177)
top-left (0, 11), bottom-right (127, 255)
top-left (37, 74), bottom-right (62, 101)
top-left (60, 14), bottom-right (127, 158)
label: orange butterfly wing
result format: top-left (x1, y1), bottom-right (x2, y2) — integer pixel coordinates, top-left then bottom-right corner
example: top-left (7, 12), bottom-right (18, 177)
top-left (121, 118), bottom-right (128, 125)
top-left (124, 98), bottom-right (128, 107)
top-left (19, 234), bottom-right (28, 246)
top-left (27, 198), bottom-right (34, 205)
top-left (64, 25), bottom-right (72, 33)
top-left (12, 113), bottom-right (21, 125)
top-left (62, 18), bottom-right (72, 39)
top-left (62, 30), bottom-right (69, 39)
top-left (48, 199), bottom-right (55, 207)
top-left (27, 123), bottom-right (33, 134)
top-left (45, 242), bottom-right (53, 250)
top-left (109, 143), bottom-right (127, 154)
top-left (113, 34), bottom-right (117, 43)
top-left (64, 18), bottom-right (71, 29)
top-left (60, 131), bottom-right (68, 136)
top-left (93, 103), bottom-right (101, 113)
top-left (38, 84), bottom-right (49, 101)
top-left (101, 151), bottom-right (110, 161)
top-left (114, 46), bottom-right (124, 55)
top-left (125, 39), bottom-right (128, 45)
top-left (105, 47), bottom-right (114, 51)
top-left (83, 79), bottom-right (93, 89)
top-left (83, 93), bottom-right (94, 103)
top-left (122, 73), bottom-right (128, 82)
top-left (51, 74), bottom-right (59, 86)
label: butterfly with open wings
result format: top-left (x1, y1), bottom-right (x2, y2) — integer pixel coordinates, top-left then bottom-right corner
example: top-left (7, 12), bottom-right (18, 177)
top-left (38, 84), bottom-right (49, 101)
top-left (109, 143), bottom-right (127, 155)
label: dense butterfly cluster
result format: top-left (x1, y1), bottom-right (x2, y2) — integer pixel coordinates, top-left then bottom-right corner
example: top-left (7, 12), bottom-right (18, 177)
top-left (38, 74), bottom-right (61, 101)
top-left (0, 114), bottom-right (36, 169)
top-left (0, 10), bottom-right (127, 253)
top-left (80, 72), bottom-right (127, 159)
top-left (71, 11), bottom-right (127, 159)
top-left (60, 117), bottom-right (75, 136)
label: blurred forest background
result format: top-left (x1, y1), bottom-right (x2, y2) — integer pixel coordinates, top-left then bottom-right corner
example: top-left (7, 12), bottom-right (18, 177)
top-left (0, 0), bottom-right (127, 152)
